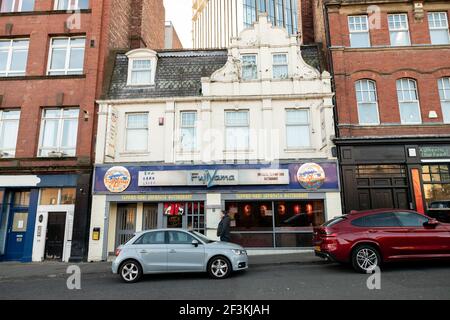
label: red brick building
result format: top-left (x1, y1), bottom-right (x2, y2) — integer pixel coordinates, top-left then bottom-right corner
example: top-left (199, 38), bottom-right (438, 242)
top-left (322, 0), bottom-right (450, 218)
top-left (0, 0), bottom-right (167, 262)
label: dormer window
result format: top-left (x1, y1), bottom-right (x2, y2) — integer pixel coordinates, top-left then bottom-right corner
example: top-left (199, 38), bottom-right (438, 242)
top-left (126, 49), bottom-right (157, 86)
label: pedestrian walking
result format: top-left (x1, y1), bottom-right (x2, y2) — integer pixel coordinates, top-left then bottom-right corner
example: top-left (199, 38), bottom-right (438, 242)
top-left (217, 210), bottom-right (231, 242)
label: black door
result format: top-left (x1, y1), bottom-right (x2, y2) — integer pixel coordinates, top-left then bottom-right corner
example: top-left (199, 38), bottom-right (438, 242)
top-left (45, 212), bottom-right (66, 260)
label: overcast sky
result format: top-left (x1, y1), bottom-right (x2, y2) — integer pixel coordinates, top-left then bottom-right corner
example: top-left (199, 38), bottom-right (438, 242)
top-left (164, 0), bottom-right (193, 48)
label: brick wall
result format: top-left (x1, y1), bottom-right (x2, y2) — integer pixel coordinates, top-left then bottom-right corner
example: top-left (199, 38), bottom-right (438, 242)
top-left (325, 1), bottom-right (450, 139)
top-left (299, 0), bottom-right (315, 44)
top-left (109, 0), bottom-right (133, 49)
top-left (141, 0), bottom-right (165, 49)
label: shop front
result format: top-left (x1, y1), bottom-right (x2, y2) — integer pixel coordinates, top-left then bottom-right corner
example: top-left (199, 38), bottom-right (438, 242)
top-left (337, 138), bottom-right (450, 221)
top-left (88, 162), bottom-right (342, 261)
top-left (0, 174), bottom-right (80, 263)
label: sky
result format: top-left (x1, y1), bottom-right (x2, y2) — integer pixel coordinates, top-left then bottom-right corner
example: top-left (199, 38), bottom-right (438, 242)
top-left (164, 0), bottom-right (193, 48)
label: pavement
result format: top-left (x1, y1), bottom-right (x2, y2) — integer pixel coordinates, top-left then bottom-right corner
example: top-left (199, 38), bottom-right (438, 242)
top-left (0, 251), bottom-right (321, 281)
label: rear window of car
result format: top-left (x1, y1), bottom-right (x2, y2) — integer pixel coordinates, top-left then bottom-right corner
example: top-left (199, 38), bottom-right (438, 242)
top-left (134, 231), bottom-right (166, 245)
top-left (323, 216), bottom-right (347, 227)
top-left (351, 213), bottom-right (401, 227)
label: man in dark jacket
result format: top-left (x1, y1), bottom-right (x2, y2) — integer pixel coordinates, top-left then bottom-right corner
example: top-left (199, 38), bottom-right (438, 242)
top-left (217, 210), bottom-right (231, 242)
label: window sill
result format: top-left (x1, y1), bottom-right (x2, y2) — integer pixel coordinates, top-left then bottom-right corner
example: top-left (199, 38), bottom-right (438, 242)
top-left (119, 151), bottom-right (150, 156)
top-left (284, 148), bottom-right (315, 153)
top-left (0, 74), bottom-right (86, 81)
top-left (223, 150), bottom-right (255, 154)
top-left (0, 9), bottom-right (92, 17)
top-left (176, 150), bottom-right (201, 155)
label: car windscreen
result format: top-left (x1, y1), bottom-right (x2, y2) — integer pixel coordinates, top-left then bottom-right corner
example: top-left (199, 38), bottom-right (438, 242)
top-left (189, 231), bottom-right (215, 243)
top-left (322, 216), bottom-right (347, 227)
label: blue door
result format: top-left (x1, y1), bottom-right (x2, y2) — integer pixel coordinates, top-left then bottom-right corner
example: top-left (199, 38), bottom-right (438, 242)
top-left (4, 191), bottom-right (31, 261)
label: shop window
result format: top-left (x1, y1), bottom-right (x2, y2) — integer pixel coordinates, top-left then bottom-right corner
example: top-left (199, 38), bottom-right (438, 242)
top-left (40, 188), bottom-right (76, 205)
top-left (186, 202), bottom-right (205, 234)
top-left (348, 15), bottom-right (370, 48)
top-left (1, 0), bottom-right (35, 12)
top-left (61, 188), bottom-right (76, 204)
top-left (388, 14), bottom-right (411, 46)
top-left (422, 164), bottom-right (450, 210)
top-left (40, 189), bottom-right (59, 205)
top-left (428, 12), bottom-right (450, 45)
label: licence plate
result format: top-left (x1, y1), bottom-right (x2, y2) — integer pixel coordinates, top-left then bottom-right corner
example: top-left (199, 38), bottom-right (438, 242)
top-left (314, 246), bottom-right (321, 252)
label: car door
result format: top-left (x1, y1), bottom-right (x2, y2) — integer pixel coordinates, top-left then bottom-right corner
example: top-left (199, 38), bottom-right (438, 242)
top-left (167, 231), bottom-right (205, 272)
top-left (133, 231), bottom-right (168, 273)
top-left (395, 212), bottom-right (450, 257)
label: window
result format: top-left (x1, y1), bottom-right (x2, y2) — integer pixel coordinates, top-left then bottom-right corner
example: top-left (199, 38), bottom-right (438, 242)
top-left (438, 77), bottom-right (450, 123)
top-left (348, 16), bottom-right (370, 48)
top-left (39, 108), bottom-right (79, 157)
top-left (273, 53), bottom-right (288, 79)
top-left (0, 109), bottom-right (20, 157)
top-left (0, 0), bottom-right (34, 12)
top-left (241, 55), bottom-right (257, 80)
top-left (225, 111), bottom-right (249, 151)
top-left (286, 109), bottom-right (310, 148)
top-left (180, 111), bottom-right (197, 151)
top-left (395, 212), bottom-right (428, 227)
top-left (428, 12), bottom-right (450, 45)
top-left (40, 188), bottom-right (76, 205)
top-left (388, 14), bottom-right (411, 46)
top-left (54, 0), bottom-right (89, 10)
top-left (134, 231), bottom-right (165, 245)
top-left (243, 0), bottom-right (257, 28)
top-left (422, 165), bottom-right (450, 210)
top-left (355, 80), bottom-right (380, 125)
top-left (0, 39), bottom-right (29, 77)
top-left (168, 231), bottom-right (196, 244)
top-left (396, 78), bottom-right (421, 124)
top-left (48, 37), bottom-right (85, 75)
top-left (351, 213), bottom-right (401, 227)
top-left (125, 113), bottom-right (148, 152)
top-left (14, 191), bottom-right (30, 207)
top-left (128, 59), bottom-right (152, 85)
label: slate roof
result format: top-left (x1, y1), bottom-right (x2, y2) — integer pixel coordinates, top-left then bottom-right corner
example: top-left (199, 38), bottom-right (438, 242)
top-left (106, 45), bottom-right (325, 100)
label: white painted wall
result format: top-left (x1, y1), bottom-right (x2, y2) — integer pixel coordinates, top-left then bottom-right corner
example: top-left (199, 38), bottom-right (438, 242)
top-left (87, 195), bottom-right (107, 262)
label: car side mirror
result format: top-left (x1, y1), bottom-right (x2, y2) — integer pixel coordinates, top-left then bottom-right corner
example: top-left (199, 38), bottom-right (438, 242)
top-left (192, 239), bottom-right (199, 247)
top-left (424, 218), bottom-right (439, 228)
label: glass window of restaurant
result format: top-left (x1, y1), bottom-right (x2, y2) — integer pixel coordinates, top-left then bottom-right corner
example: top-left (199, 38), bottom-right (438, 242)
top-left (422, 164), bottom-right (450, 210)
top-left (226, 200), bottom-right (325, 248)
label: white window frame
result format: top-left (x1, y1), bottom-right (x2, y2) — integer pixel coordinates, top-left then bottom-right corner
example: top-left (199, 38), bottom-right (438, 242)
top-left (428, 12), bottom-right (450, 45)
top-left (54, 0), bottom-right (89, 10)
top-left (241, 54), bottom-right (258, 81)
top-left (438, 77), bottom-right (450, 124)
top-left (272, 53), bottom-right (289, 79)
top-left (355, 79), bottom-right (380, 125)
top-left (285, 109), bottom-right (311, 149)
top-left (0, 0), bottom-right (34, 12)
top-left (127, 58), bottom-right (153, 86)
top-left (0, 38), bottom-right (29, 77)
top-left (124, 112), bottom-right (149, 152)
top-left (225, 110), bottom-right (250, 151)
top-left (180, 111), bottom-right (197, 152)
top-left (348, 15), bottom-right (371, 48)
top-left (0, 109), bottom-right (20, 157)
top-left (38, 108), bottom-right (79, 157)
top-left (396, 78), bottom-right (422, 124)
top-left (47, 36), bottom-right (86, 76)
top-left (388, 13), bottom-right (411, 46)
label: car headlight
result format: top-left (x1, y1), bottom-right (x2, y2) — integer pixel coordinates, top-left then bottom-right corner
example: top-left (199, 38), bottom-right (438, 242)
top-left (232, 249), bottom-right (247, 255)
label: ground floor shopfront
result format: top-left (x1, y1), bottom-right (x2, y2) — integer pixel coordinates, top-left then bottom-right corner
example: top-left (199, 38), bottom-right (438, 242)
top-left (0, 173), bottom-right (91, 263)
top-left (87, 162), bottom-right (342, 261)
top-left (337, 137), bottom-right (450, 221)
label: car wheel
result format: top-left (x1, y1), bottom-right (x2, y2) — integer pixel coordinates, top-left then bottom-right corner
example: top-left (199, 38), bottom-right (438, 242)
top-left (352, 245), bottom-right (381, 274)
top-left (119, 260), bottom-right (143, 283)
top-left (208, 256), bottom-right (231, 279)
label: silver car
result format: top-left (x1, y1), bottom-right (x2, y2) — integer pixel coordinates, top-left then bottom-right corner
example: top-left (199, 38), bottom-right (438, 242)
top-left (112, 229), bottom-right (248, 283)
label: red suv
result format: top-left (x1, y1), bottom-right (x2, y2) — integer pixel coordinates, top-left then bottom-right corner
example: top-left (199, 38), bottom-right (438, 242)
top-left (313, 209), bottom-right (450, 273)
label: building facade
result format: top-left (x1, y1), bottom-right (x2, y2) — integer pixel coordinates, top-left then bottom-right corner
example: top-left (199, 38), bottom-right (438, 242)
top-left (323, 0), bottom-right (450, 219)
top-left (0, 0), bottom-right (167, 262)
top-left (88, 15), bottom-right (341, 261)
top-left (192, 0), bottom-right (300, 48)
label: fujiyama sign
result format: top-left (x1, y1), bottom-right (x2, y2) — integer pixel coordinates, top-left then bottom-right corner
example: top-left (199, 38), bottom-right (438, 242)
top-left (138, 168), bottom-right (289, 188)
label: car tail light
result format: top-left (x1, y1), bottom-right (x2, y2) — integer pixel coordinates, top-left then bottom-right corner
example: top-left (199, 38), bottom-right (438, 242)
top-left (115, 248), bottom-right (121, 257)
